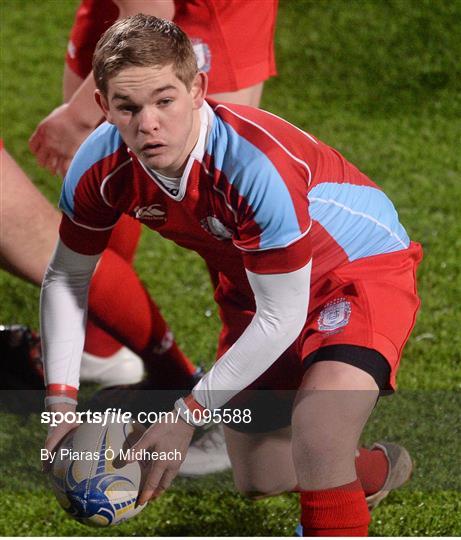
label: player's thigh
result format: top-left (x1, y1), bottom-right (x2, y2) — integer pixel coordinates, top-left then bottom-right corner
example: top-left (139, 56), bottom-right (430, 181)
top-left (224, 424), bottom-right (297, 497)
top-left (0, 147), bottom-right (59, 284)
top-left (209, 82), bottom-right (264, 108)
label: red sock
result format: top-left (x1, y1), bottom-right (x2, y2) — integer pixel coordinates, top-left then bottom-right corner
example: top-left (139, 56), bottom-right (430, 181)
top-left (84, 320), bottom-right (121, 357)
top-left (85, 215), bottom-right (142, 358)
top-left (300, 479), bottom-right (370, 536)
top-left (355, 447), bottom-right (389, 496)
top-left (88, 248), bottom-right (196, 388)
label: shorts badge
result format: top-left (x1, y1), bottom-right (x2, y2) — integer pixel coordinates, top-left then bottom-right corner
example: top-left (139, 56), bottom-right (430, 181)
top-left (192, 39), bottom-right (211, 72)
top-left (318, 298), bottom-right (351, 333)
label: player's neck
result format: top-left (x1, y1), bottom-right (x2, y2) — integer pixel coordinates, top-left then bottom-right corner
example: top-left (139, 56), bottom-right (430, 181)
top-left (158, 109), bottom-right (202, 178)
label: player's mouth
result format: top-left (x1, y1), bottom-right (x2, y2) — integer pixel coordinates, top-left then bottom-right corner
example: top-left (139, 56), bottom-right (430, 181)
top-left (141, 142), bottom-right (166, 153)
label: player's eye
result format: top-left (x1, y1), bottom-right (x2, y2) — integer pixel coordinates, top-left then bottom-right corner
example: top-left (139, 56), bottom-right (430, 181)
top-left (157, 98), bottom-right (173, 107)
top-left (117, 104), bottom-right (140, 114)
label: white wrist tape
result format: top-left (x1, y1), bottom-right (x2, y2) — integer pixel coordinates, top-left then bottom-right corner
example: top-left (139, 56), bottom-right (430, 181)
top-left (44, 396), bottom-right (78, 408)
top-left (174, 397), bottom-right (208, 427)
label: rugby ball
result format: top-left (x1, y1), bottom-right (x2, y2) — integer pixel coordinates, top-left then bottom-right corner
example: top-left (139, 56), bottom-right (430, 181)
top-left (50, 420), bottom-right (146, 527)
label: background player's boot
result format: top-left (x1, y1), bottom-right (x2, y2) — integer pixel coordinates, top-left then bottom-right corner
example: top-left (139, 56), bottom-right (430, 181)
top-left (80, 347), bottom-right (144, 387)
top-left (0, 324), bottom-right (44, 412)
top-left (0, 324), bottom-right (43, 389)
top-left (179, 423), bottom-right (231, 476)
top-left (365, 442), bottom-right (413, 510)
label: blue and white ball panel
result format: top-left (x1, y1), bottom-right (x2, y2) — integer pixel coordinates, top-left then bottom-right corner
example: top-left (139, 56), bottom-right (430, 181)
top-left (308, 182), bottom-right (410, 261)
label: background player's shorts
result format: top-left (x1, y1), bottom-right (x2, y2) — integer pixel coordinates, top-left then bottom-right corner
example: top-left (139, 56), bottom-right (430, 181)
top-left (66, 0), bottom-right (118, 79)
top-left (221, 241), bottom-right (423, 432)
top-left (65, 0), bottom-right (278, 92)
top-left (175, 0), bottom-right (278, 93)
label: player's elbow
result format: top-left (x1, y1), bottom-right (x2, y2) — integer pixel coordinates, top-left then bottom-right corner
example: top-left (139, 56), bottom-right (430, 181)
top-left (259, 307), bottom-right (306, 346)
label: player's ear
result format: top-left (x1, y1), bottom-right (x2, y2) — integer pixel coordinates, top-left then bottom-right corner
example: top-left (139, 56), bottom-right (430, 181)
top-left (95, 90), bottom-right (113, 123)
top-left (190, 72), bottom-right (208, 110)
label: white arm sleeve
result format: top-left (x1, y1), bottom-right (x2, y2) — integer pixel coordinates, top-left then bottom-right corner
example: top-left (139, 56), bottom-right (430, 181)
top-left (40, 239), bottom-right (101, 389)
top-left (192, 259), bottom-right (312, 410)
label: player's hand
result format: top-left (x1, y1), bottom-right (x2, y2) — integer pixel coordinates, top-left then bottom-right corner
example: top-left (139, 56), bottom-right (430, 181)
top-left (43, 402), bottom-right (79, 472)
top-left (125, 412), bottom-right (195, 504)
top-left (29, 103), bottom-right (94, 177)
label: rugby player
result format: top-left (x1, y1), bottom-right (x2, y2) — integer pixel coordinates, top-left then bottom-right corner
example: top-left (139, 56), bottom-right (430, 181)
top-left (30, 0), bottom-right (277, 475)
top-left (29, 0), bottom-right (278, 383)
top-left (40, 16), bottom-right (422, 535)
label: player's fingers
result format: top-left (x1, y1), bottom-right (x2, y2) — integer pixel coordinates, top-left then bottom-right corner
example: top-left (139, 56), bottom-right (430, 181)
top-left (43, 424), bottom-right (77, 472)
top-left (28, 128), bottom-right (42, 153)
top-left (56, 157), bottom-right (68, 178)
top-left (44, 426), bottom-right (75, 454)
top-left (154, 466), bottom-right (178, 497)
top-left (123, 428), bottom-right (159, 464)
top-left (137, 462), bottom-right (165, 505)
top-left (34, 146), bottom-right (51, 169)
top-left (59, 158), bottom-right (72, 177)
top-left (44, 154), bottom-right (59, 175)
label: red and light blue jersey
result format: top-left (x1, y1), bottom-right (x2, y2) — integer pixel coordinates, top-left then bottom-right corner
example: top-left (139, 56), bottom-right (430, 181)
top-left (59, 100), bottom-right (410, 292)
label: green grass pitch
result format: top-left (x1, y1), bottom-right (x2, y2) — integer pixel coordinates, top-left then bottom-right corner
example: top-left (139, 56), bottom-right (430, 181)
top-left (1, 0), bottom-right (460, 535)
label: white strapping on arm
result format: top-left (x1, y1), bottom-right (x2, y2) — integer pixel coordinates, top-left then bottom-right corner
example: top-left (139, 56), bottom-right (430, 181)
top-left (40, 239), bottom-right (101, 389)
top-left (192, 259), bottom-right (312, 410)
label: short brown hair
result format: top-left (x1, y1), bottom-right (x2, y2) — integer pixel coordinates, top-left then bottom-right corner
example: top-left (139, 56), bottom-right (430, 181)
top-left (93, 14), bottom-right (198, 95)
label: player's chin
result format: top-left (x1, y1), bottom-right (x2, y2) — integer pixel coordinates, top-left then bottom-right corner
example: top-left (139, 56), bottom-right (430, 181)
top-left (140, 153), bottom-right (170, 170)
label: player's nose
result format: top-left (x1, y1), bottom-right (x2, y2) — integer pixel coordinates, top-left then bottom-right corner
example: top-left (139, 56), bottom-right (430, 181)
top-left (138, 106), bottom-right (160, 133)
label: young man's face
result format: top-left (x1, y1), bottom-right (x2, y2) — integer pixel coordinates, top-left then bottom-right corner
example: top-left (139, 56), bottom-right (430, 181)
top-left (97, 64), bottom-right (206, 176)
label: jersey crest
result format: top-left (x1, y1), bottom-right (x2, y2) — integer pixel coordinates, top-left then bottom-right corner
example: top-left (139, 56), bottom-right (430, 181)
top-left (318, 298), bottom-right (352, 333)
top-left (201, 216), bottom-right (233, 241)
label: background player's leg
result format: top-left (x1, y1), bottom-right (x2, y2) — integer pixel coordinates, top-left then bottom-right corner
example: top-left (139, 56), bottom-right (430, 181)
top-left (62, 64), bottom-right (84, 103)
top-left (209, 82), bottom-right (264, 108)
top-left (1, 146), bottom-right (193, 387)
top-left (83, 215), bottom-right (142, 360)
top-left (224, 425), bottom-right (297, 498)
top-left (0, 147), bottom-right (60, 285)
top-left (88, 248), bottom-right (197, 389)
top-left (292, 361), bottom-right (378, 536)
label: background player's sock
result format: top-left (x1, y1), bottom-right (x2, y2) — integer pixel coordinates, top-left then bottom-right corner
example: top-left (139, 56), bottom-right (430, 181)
top-left (88, 248), bottom-right (196, 389)
top-left (355, 447), bottom-right (389, 496)
top-left (84, 214), bottom-right (142, 359)
top-left (300, 479), bottom-right (370, 536)
top-left (106, 214), bottom-right (142, 263)
top-left (84, 319), bottom-right (122, 357)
